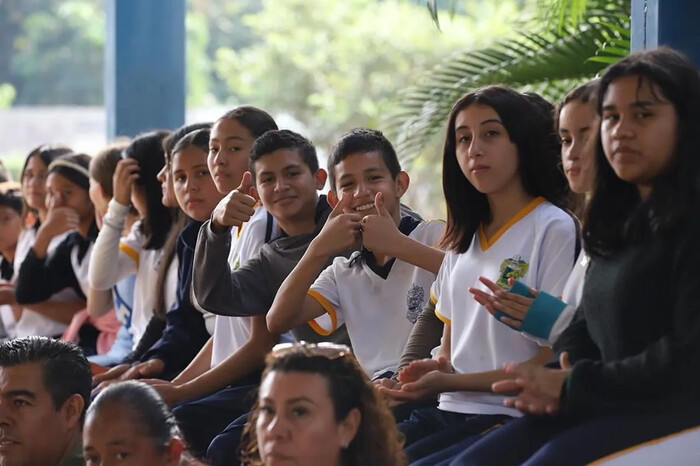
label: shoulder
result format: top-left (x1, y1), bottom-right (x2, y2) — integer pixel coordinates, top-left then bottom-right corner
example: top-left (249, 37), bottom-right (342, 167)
top-left (410, 219), bottom-right (446, 243)
top-left (534, 202), bottom-right (576, 234)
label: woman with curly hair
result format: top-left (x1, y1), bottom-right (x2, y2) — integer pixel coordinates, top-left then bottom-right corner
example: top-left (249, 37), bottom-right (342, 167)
top-left (240, 342), bottom-right (406, 466)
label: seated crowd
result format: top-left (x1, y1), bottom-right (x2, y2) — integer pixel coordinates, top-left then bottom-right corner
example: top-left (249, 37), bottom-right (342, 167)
top-left (0, 47), bottom-right (699, 466)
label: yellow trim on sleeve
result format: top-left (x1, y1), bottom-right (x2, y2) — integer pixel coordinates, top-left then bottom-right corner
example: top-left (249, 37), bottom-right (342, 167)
top-left (588, 425), bottom-right (700, 465)
top-left (430, 289), bottom-right (438, 305)
top-left (478, 196), bottom-right (545, 251)
top-left (307, 289), bottom-right (338, 336)
top-left (119, 242), bottom-right (139, 266)
top-left (435, 309), bottom-right (451, 325)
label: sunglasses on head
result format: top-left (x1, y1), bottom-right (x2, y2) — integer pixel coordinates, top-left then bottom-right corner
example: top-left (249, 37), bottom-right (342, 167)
top-left (271, 341), bottom-right (352, 360)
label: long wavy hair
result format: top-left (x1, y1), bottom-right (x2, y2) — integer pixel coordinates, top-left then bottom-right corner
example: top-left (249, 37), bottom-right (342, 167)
top-left (440, 86), bottom-right (571, 253)
top-left (240, 351), bottom-right (406, 466)
top-left (584, 47), bottom-right (700, 257)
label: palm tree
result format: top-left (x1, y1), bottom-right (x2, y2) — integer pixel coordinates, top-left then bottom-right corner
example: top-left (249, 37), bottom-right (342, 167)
top-left (389, 0), bottom-right (630, 163)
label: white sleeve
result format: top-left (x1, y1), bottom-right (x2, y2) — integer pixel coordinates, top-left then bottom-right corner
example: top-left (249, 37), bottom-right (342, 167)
top-left (308, 260), bottom-right (345, 336)
top-left (535, 215), bottom-right (577, 298)
top-left (88, 199), bottom-right (139, 290)
top-left (432, 250), bottom-right (452, 325)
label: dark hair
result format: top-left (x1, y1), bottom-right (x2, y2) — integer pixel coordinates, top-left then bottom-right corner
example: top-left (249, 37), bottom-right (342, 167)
top-left (171, 128), bottom-right (211, 158)
top-left (584, 47), bottom-right (700, 257)
top-left (554, 79), bottom-right (600, 134)
top-left (87, 381), bottom-right (181, 454)
top-left (123, 130), bottom-right (172, 250)
top-left (440, 86), bottom-right (571, 252)
top-left (162, 123), bottom-right (212, 165)
top-left (241, 351), bottom-right (405, 466)
top-left (89, 142), bottom-right (129, 197)
top-left (48, 153), bottom-right (91, 190)
top-left (20, 145), bottom-right (73, 221)
top-left (0, 183), bottom-right (24, 216)
top-left (327, 129), bottom-right (401, 192)
top-left (0, 337), bottom-right (91, 421)
top-left (249, 130), bottom-right (319, 180)
top-left (217, 105), bottom-right (278, 139)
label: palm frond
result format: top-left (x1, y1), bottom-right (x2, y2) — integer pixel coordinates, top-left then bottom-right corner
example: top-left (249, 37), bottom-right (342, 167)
top-left (386, 8), bottom-right (629, 163)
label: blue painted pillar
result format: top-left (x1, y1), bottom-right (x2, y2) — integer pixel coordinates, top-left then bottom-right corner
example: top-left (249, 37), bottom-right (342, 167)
top-left (631, 0), bottom-right (700, 66)
top-left (105, 0), bottom-right (186, 139)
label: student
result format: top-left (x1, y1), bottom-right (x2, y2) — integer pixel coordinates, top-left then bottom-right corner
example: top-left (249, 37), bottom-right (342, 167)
top-left (89, 131), bottom-right (174, 351)
top-left (141, 108), bottom-right (280, 459)
top-left (0, 185), bottom-right (25, 340)
top-left (447, 47), bottom-right (700, 466)
top-left (378, 86), bottom-right (576, 462)
top-left (0, 337), bottom-right (91, 466)
top-left (84, 381), bottom-right (197, 466)
top-left (191, 129), bottom-right (348, 465)
top-left (240, 342), bottom-right (406, 466)
top-left (15, 154), bottom-right (99, 335)
top-left (470, 79), bottom-right (600, 346)
top-left (2, 145), bottom-right (83, 338)
top-left (85, 142), bottom-right (138, 367)
top-left (267, 128), bottom-right (445, 379)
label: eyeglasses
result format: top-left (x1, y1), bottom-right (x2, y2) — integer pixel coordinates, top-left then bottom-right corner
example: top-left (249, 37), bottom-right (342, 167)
top-left (270, 341), bottom-right (352, 360)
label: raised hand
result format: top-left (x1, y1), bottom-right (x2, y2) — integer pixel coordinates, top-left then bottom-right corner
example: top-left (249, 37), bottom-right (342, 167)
top-left (491, 352), bottom-right (571, 415)
top-left (211, 171), bottom-right (256, 232)
top-left (360, 192), bottom-right (401, 256)
top-left (469, 276), bottom-right (537, 329)
top-left (113, 158), bottom-right (140, 206)
top-left (310, 193), bottom-right (361, 257)
top-left (41, 206), bottom-right (80, 239)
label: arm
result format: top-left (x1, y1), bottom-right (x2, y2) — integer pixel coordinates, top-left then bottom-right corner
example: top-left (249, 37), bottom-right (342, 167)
top-left (171, 337), bottom-right (214, 385)
top-left (15, 243), bottom-right (81, 304)
top-left (87, 286), bottom-right (113, 318)
top-left (171, 315), bottom-right (277, 403)
top-left (387, 235), bottom-right (444, 274)
top-left (397, 301), bottom-right (443, 373)
top-left (21, 300), bottom-right (86, 325)
top-left (88, 200), bottom-right (139, 290)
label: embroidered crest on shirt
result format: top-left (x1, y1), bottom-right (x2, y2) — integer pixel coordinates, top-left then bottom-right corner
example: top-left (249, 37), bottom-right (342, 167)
top-left (497, 256), bottom-right (529, 288)
top-left (406, 284), bottom-right (425, 323)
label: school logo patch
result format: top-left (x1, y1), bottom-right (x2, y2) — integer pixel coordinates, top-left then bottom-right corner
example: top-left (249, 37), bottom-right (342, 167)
top-left (406, 284), bottom-right (425, 324)
top-left (497, 256), bottom-right (529, 288)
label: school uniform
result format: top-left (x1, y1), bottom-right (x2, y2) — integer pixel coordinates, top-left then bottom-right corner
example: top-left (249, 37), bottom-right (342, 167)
top-left (90, 200), bottom-right (176, 349)
top-left (445, 205), bottom-right (700, 465)
top-left (88, 273), bottom-right (136, 366)
top-left (399, 198), bottom-right (577, 462)
top-left (307, 216), bottom-right (445, 378)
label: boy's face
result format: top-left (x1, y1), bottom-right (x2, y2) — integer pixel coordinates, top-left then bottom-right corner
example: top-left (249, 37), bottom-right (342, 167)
top-left (252, 149), bottom-right (326, 226)
top-left (330, 151), bottom-right (408, 223)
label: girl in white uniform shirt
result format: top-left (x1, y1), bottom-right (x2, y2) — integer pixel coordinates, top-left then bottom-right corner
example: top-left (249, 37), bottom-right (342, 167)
top-left (89, 131), bottom-right (176, 351)
top-left (383, 87), bottom-right (577, 462)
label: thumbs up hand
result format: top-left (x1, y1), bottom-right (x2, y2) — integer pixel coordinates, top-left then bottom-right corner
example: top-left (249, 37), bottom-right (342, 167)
top-left (309, 192), bottom-right (362, 258)
top-left (359, 192), bottom-right (400, 256)
top-left (211, 171), bottom-right (257, 232)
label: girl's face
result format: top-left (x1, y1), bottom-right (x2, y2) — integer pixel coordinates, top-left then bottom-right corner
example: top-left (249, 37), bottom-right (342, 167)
top-left (171, 146), bottom-right (224, 221)
top-left (88, 178), bottom-right (110, 226)
top-left (46, 173), bottom-right (94, 222)
top-left (255, 371), bottom-right (358, 466)
top-left (454, 104), bottom-right (521, 196)
top-left (208, 118), bottom-right (256, 194)
top-left (22, 156), bottom-right (49, 212)
top-left (83, 403), bottom-right (182, 466)
top-left (601, 74), bottom-right (678, 198)
top-left (559, 100), bottom-right (598, 194)
top-left (156, 161), bottom-right (178, 208)
top-left (0, 206), bottom-right (22, 253)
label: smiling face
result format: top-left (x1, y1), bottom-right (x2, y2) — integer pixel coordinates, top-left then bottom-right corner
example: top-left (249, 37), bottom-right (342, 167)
top-left (208, 118), bottom-right (256, 194)
top-left (601, 74), bottom-right (679, 198)
top-left (559, 100), bottom-right (598, 194)
top-left (83, 403), bottom-right (181, 466)
top-left (0, 363), bottom-right (80, 466)
top-left (171, 146), bottom-right (224, 222)
top-left (454, 104), bottom-right (522, 196)
top-left (21, 156), bottom-right (49, 213)
top-left (251, 149), bottom-right (326, 233)
top-left (329, 151), bottom-right (407, 224)
top-left (255, 371), bottom-right (356, 466)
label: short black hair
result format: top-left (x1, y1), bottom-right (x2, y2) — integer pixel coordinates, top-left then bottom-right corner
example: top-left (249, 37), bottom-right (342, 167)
top-left (217, 106), bottom-right (278, 139)
top-left (0, 337), bottom-right (91, 420)
top-left (249, 130), bottom-right (319, 180)
top-left (327, 129), bottom-right (401, 192)
top-left (162, 122), bottom-right (213, 164)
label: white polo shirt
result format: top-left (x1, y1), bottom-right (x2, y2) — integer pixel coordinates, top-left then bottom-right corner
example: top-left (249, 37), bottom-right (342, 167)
top-left (210, 207), bottom-right (276, 368)
top-left (433, 198), bottom-right (576, 416)
top-left (308, 218), bottom-right (445, 378)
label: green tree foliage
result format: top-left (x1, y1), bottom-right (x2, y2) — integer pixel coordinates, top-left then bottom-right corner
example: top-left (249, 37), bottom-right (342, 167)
top-left (214, 0), bottom-right (521, 148)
